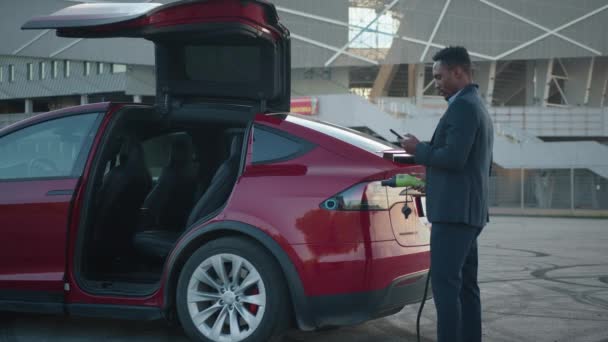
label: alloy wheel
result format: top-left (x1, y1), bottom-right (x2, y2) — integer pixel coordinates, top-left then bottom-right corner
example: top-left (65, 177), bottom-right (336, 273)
top-left (186, 253), bottom-right (267, 342)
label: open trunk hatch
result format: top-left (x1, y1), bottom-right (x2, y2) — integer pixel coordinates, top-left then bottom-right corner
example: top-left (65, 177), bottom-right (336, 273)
top-left (23, 0), bottom-right (291, 114)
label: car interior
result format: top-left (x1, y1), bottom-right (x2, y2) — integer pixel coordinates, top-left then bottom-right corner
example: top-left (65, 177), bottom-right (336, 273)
top-left (78, 107), bottom-right (247, 293)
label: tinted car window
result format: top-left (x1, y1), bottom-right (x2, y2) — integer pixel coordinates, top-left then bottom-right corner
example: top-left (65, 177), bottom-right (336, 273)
top-left (252, 126), bottom-right (310, 164)
top-left (185, 45), bottom-right (262, 83)
top-left (0, 113), bottom-right (100, 180)
top-left (285, 114), bottom-right (396, 155)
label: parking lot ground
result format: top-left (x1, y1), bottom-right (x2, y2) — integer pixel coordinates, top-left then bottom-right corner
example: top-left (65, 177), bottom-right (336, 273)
top-left (1, 216), bottom-right (607, 342)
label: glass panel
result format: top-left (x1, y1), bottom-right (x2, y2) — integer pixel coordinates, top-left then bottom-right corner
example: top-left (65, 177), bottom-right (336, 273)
top-left (574, 169), bottom-right (608, 210)
top-left (112, 64), bottom-right (127, 73)
top-left (252, 127), bottom-right (304, 164)
top-left (348, 7), bottom-right (399, 49)
top-left (184, 45), bottom-right (262, 84)
top-left (52, 61), bottom-right (59, 78)
top-left (489, 170), bottom-right (521, 208)
top-left (0, 113), bottom-right (100, 180)
top-left (39, 62), bottom-right (46, 80)
top-left (27, 63), bottom-right (34, 81)
top-left (524, 169), bottom-right (571, 209)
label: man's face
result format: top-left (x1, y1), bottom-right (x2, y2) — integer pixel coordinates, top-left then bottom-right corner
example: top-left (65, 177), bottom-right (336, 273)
top-left (432, 61), bottom-right (462, 99)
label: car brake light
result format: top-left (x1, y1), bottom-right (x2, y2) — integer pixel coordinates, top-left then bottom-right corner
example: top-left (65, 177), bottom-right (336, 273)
top-left (321, 181), bottom-right (388, 211)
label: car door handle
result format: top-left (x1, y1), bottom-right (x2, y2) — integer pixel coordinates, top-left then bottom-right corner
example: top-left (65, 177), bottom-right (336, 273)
top-left (46, 190), bottom-right (74, 196)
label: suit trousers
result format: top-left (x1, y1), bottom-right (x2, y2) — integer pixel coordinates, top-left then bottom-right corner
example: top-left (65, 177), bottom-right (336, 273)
top-left (430, 222), bottom-right (483, 342)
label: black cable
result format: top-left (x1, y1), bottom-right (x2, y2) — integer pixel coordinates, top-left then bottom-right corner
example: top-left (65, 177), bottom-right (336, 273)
top-left (388, 183), bottom-right (430, 342)
top-left (416, 266), bottom-right (431, 342)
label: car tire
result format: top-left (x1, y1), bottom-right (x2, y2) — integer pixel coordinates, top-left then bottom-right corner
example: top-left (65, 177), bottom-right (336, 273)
top-left (176, 236), bottom-right (290, 342)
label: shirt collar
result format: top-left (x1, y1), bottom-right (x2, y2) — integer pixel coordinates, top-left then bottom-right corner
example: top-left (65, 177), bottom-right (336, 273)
top-left (446, 84), bottom-right (478, 105)
top-left (447, 87), bottom-right (465, 106)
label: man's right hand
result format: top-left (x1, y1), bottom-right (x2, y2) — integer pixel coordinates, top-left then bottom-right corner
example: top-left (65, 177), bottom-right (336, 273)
top-left (400, 134), bottom-right (420, 154)
top-left (411, 173), bottom-right (426, 193)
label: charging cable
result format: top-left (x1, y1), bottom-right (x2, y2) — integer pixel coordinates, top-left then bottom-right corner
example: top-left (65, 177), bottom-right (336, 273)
top-left (416, 266), bottom-right (431, 342)
top-left (380, 174), bottom-right (430, 342)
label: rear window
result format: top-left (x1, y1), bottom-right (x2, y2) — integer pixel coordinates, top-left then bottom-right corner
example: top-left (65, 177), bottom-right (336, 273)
top-left (285, 115), bottom-right (396, 155)
top-left (252, 125), bottom-right (313, 164)
top-left (185, 45), bottom-right (262, 84)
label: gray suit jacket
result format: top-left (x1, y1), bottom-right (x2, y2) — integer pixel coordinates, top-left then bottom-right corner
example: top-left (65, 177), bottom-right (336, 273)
top-left (415, 84), bottom-right (494, 228)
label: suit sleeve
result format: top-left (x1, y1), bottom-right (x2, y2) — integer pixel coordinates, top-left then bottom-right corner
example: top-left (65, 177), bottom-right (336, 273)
top-left (414, 99), bottom-right (479, 171)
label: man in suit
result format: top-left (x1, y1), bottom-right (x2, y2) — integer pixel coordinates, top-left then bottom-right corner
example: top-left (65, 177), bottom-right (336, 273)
top-left (401, 46), bottom-right (494, 342)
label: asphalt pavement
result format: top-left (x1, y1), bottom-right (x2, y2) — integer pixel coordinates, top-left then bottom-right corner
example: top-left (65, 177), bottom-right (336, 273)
top-left (1, 216), bottom-right (607, 342)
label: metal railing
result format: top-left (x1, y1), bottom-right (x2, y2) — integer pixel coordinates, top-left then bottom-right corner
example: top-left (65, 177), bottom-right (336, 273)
top-left (490, 168), bottom-right (608, 212)
top-left (490, 106), bottom-right (607, 137)
top-left (374, 97), bottom-right (608, 137)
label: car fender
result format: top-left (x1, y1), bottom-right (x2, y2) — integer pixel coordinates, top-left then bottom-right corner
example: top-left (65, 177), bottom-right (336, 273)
top-left (161, 220), bottom-right (317, 330)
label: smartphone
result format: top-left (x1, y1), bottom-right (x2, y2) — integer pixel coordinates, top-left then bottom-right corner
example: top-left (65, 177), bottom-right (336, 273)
top-left (389, 129), bottom-right (404, 141)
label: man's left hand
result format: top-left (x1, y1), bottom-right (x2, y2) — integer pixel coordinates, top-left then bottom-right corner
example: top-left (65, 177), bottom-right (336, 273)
top-left (400, 133), bottom-right (420, 154)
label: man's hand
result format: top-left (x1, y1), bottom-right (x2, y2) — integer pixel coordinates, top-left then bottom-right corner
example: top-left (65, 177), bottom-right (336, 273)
top-left (400, 133), bottom-right (420, 154)
top-left (410, 172), bottom-right (426, 193)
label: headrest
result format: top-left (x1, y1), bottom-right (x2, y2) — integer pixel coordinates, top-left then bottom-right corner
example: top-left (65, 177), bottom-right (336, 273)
top-left (119, 137), bottom-right (138, 165)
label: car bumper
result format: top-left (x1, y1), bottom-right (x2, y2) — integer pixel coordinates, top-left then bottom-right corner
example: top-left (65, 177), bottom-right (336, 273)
top-left (305, 270), bottom-right (431, 329)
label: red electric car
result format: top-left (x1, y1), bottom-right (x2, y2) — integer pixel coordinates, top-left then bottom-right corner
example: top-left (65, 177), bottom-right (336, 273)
top-left (0, 1), bottom-right (430, 341)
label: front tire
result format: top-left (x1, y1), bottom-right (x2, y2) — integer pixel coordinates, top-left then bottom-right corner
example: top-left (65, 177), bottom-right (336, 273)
top-left (176, 237), bottom-right (289, 342)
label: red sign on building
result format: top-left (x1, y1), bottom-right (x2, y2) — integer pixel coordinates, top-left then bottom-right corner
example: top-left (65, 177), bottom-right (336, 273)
top-left (290, 97), bottom-right (319, 115)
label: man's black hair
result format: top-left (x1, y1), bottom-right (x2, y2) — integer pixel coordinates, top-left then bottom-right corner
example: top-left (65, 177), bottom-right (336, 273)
top-left (432, 46), bottom-right (471, 73)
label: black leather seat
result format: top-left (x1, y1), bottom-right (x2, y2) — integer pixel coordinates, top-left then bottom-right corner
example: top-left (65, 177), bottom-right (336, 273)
top-left (133, 133), bottom-right (242, 259)
top-left (140, 133), bottom-right (198, 230)
top-left (93, 138), bottom-right (152, 256)
top-left (186, 134), bottom-right (242, 227)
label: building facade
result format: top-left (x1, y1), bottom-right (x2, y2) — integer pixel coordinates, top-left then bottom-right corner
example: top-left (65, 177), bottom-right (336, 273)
top-left (1, 0), bottom-right (608, 213)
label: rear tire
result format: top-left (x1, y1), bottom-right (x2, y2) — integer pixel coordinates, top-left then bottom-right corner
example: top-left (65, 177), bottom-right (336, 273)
top-left (176, 237), bottom-right (290, 342)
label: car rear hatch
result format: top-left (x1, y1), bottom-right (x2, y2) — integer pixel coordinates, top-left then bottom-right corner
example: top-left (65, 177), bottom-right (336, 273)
top-left (383, 169), bottom-right (429, 247)
top-left (380, 150), bottom-right (429, 247)
top-left (22, 0), bottom-right (291, 117)
top-left (284, 115), bottom-right (430, 247)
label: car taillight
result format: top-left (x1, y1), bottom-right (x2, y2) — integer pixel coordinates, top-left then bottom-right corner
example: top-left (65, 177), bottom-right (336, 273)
top-left (321, 181), bottom-right (388, 211)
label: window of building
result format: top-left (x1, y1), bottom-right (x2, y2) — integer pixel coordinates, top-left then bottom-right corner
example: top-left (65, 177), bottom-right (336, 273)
top-left (52, 61), bottom-right (58, 79)
top-left (8, 65), bottom-right (15, 82)
top-left (27, 63), bottom-right (34, 81)
top-left (84, 62), bottom-right (91, 76)
top-left (0, 66), bottom-right (3, 83)
top-left (348, 6), bottom-right (400, 49)
top-left (39, 62), bottom-right (46, 80)
top-left (112, 64), bottom-right (127, 73)
top-left (64, 60), bottom-right (70, 77)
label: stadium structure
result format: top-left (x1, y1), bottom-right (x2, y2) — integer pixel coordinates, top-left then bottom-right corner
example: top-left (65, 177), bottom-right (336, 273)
top-left (1, 0), bottom-right (607, 214)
